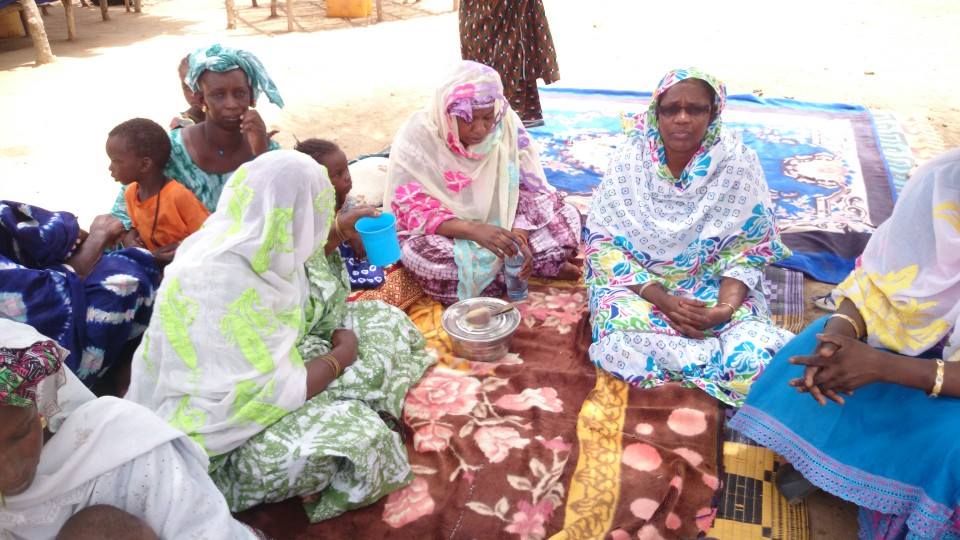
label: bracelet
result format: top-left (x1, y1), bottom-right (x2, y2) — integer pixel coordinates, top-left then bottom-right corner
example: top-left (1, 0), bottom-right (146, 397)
top-left (637, 281), bottom-right (657, 297)
top-left (929, 359), bottom-right (945, 398)
top-left (827, 313), bottom-right (862, 340)
top-left (716, 302), bottom-right (739, 313)
top-left (334, 215), bottom-right (346, 242)
top-left (319, 354), bottom-right (341, 379)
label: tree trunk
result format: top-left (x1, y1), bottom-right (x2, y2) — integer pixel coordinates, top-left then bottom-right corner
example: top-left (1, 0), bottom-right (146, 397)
top-left (225, 0), bottom-right (236, 29)
top-left (61, 0), bottom-right (77, 40)
top-left (21, 1), bottom-right (55, 65)
top-left (269, 0), bottom-right (278, 18)
top-left (99, 0), bottom-right (109, 21)
top-left (285, 0), bottom-right (293, 32)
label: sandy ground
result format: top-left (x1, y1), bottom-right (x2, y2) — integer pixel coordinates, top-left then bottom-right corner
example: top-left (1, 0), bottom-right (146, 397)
top-left (1, 0), bottom-right (958, 537)
top-left (1, 0), bottom-right (958, 225)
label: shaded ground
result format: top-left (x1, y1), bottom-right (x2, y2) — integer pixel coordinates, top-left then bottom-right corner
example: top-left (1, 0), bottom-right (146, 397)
top-left (2, 1), bottom-right (958, 538)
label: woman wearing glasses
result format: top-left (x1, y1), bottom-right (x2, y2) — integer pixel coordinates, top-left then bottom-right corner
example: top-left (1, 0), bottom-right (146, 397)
top-left (584, 69), bottom-right (792, 406)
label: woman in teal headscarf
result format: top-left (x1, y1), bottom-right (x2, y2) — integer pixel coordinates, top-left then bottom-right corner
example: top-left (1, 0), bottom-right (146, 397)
top-left (112, 44), bottom-right (282, 242)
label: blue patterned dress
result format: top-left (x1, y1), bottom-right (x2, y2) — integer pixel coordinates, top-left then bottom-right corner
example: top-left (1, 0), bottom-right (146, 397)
top-left (0, 201), bottom-right (159, 386)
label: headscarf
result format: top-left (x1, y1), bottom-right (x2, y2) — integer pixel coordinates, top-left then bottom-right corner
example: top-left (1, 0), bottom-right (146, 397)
top-left (0, 202), bottom-right (78, 269)
top-left (125, 150), bottom-right (336, 456)
top-left (589, 68), bottom-right (789, 282)
top-left (833, 149), bottom-right (960, 359)
top-left (0, 319), bottom-right (64, 408)
top-left (185, 43), bottom-right (285, 108)
top-left (384, 60), bottom-right (554, 299)
top-left (623, 67), bottom-right (727, 190)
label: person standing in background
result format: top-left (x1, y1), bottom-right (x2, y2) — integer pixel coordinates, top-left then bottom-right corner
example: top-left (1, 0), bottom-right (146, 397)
top-left (459, 0), bottom-right (560, 127)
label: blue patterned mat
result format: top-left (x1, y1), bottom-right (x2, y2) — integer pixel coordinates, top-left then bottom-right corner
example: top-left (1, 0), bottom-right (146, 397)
top-left (529, 88), bottom-right (912, 283)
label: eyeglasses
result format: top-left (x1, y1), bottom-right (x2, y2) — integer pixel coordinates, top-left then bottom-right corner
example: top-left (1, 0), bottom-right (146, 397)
top-left (657, 104), bottom-right (713, 119)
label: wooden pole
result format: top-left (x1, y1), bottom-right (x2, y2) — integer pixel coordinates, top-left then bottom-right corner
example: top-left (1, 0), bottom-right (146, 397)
top-left (61, 0), bottom-right (77, 40)
top-left (285, 0), bottom-right (293, 32)
top-left (269, 0), bottom-right (278, 18)
top-left (99, 0), bottom-right (109, 21)
top-left (134, 0), bottom-right (141, 12)
top-left (21, 1), bottom-right (56, 65)
top-left (225, 0), bottom-right (236, 29)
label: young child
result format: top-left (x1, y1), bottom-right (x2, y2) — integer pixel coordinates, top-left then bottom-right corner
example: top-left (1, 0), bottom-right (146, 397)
top-left (169, 55), bottom-right (205, 130)
top-left (107, 118), bottom-right (209, 264)
top-left (295, 138), bottom-right (385, 290)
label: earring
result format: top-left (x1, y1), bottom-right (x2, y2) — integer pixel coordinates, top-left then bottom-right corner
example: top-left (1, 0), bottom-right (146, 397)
top-left (202, 105), bottom-right (208, 113)
top-left (39, 415), bottom-right (47, 430)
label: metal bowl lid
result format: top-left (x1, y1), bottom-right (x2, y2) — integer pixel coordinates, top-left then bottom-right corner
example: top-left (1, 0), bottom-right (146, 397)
top-left (442, 297), bottom-right (521, 342)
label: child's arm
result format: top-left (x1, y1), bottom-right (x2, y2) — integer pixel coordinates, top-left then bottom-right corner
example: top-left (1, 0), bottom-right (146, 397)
top-left (111, 187), bottom-right (133, 229)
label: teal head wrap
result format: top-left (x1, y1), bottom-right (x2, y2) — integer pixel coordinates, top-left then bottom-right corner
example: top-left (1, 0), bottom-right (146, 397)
top-left (185, 43), bottom-right (284, 108)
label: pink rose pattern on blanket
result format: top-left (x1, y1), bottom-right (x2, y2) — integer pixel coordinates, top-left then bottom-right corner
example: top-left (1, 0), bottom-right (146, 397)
top-left (390, 352), bottom-right (571, 540)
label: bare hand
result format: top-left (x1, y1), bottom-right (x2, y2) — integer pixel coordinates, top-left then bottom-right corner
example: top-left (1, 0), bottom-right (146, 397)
top-left (151, 242), bottom-right (180, 265)
top-left (679, 302), bottom-right (736, 331)
top-left (240, 109), bottom-right (270, 156)
top-left (511, 228), bottom-right (533, 279)
top-left (331, 328), bottom-right (359, 369)
top-left (787, 317), bottom-right (860, 405)
top-left (467, 224), bottom-right (521, 260)
top-left (653, 294), bottom-right (707, 339)
top-left (122, 228), bottom-right (145, 249)
top-left (88, 215), bottom-right (125, 247)
top-left (336, 205), bottom-right (382, 259)
top-left (788, 334), bottom-right (881, 405)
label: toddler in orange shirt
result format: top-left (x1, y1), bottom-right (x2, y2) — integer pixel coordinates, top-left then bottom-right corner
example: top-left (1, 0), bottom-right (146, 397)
top-left (106, 118), bottom-right (209, 265)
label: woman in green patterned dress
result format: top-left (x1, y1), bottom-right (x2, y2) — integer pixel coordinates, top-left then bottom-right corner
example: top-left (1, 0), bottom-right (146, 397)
top-left (124, 150), bottom-right (435, 522)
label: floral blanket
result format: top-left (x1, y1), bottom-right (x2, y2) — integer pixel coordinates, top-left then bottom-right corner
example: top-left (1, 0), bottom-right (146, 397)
top-left (237, 283), bottom-right (722, 539)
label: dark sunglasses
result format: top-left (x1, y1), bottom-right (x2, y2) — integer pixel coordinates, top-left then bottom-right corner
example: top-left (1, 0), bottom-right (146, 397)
top-left (657, 104), bottom-right (713, 119)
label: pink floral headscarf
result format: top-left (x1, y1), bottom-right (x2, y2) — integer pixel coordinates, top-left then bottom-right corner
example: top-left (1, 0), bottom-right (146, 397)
top-left (385, 61), bottom-right (552, 299)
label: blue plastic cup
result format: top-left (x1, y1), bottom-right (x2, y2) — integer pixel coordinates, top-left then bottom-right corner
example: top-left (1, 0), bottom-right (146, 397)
top-left (354, 213), bottom-right (401, 267)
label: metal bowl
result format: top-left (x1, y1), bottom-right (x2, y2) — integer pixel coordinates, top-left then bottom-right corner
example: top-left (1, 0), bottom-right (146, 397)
top-left (441, 297), bottom-right (521, 362)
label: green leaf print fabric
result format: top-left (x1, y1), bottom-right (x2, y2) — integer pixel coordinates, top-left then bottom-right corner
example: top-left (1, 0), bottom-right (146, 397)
top-left (210, 250), bottom-right (435, 521)
top-left (126, 150), bottom-right (434, 522)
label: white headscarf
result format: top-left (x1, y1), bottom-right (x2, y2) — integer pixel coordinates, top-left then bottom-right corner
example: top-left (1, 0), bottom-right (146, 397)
top-left (589, 69), bottom-right (789, 282)
top-left (385, 61), bottom-right (553, 298)
top-left (834, 148), bottom-right (960, 359)
top-left (125, 150), bottom-right (337, 456)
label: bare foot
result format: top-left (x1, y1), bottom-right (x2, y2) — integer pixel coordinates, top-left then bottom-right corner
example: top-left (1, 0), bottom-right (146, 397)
top-left (556, 261), bottom-right (582, 281)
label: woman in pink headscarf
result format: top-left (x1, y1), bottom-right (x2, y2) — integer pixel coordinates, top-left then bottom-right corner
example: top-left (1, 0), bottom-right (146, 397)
top-left (385, 60), bottom-right (581, 305)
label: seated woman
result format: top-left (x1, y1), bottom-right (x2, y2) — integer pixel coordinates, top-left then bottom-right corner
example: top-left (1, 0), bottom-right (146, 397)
top-left (0, 319), bottom-right (258, 539)
top-left (112, 43), bottom-right (282, 230)
top-left (125, 151), bottom-right (434, 522)
top-left (731, 149), bottom-right (960, 539)
top-left (385, 60), bottom-right (581, 305)
top-left (584, 68), bottom-right (792, 407)
top-left (0, 203), bottom-right (158, 388)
